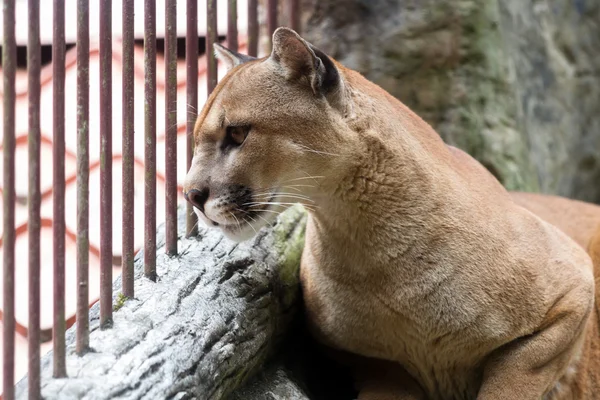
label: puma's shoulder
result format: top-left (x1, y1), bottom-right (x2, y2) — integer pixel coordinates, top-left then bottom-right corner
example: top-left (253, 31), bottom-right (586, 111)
top-left (511, 192), bottom-right (600, 250)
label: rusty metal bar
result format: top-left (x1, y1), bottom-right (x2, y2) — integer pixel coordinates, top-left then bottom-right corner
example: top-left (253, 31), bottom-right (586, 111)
top-left (289, 0), bottom-right (300, 33)
top-left (165, 0), bottom-right (178, 255)
top-left (53, 0), bottom-right (67, 378)
top-left (267, 0), bottom-right (278, 48)
top-left (2, 0), bottom-right (16, 397)
top-left (247, 0), bottom-right (258, 57)
top-left (28, 0), bottom-right (42, 393)
top-left (145, 0), bottom-right (157, 280)
top-left (99, 0), bottom-right (113, 328)
top-left (207, 0), bottom-right (218, 94)
top-left (186, 0), bottom-right (198, 237)
top-left (122, 0), bottom-right (135, 297)
top-left (76, 0), bottom-right (91, 354)
top-left (227, 0), bottom-right (238, 52)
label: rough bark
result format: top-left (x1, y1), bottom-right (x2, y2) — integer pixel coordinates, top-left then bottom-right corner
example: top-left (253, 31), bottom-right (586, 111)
top-left (15, 206), bottom-right (310, 400)
top-left (302, 0), bottom-right (600, 202)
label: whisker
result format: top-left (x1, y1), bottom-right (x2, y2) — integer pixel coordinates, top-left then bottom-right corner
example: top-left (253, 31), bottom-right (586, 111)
top-left (243, 217), bottom-right (258, 235)
top-left (286, 175), bottom-right (325, 182)
top-left (245, 202), bottom-right (319, 212)
top-left (281, 184), bottom-right (316, 189)
top-left (249, 210), bottom-right (276, 227)
top-left (253, 193), bottom-right (315, 203)
top-left (241, 211), bottom-right (258, 223)
top-left (229, 211), bottom-right (242, 232)
top-left (246, 208), bottom-right (282, 216)
top-left (252, 191), bottom-right (313, 199)
top-left (294, 143), bottom-right (340, 157)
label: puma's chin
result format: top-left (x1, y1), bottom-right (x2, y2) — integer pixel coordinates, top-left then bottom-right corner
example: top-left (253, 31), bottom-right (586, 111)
top-left (193, 207), bottom-right (278, 243)
top-left (220, 223), bottom-right (260, 242)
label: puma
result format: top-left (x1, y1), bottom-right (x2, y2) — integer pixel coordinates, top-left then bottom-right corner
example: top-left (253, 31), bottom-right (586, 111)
top-left (183, 28), bottom-right (600, 399)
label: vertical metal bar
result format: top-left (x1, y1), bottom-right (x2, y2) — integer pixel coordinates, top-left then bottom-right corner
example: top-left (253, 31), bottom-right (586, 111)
top-left (27, 0), bottom-right (41, 388)
top-left (186, 0), bottom-right (198, 237)
top-left (144, 0), bottom-right (157, 281)
top-left (27, 0), bottom-right (41, 394)
top-left (28, 0), bottom-right (42, 394)
top-left (53, 0), bottom-right (67, 378)
top-left (207, 0), bottom-right (218, 94)
top-left (165, 0), bottom-right (177, 255)
top-left (267, 0), bottom-right (278, 48)
top-left (247, 0), bottom-right (258, 57)
top-left (289, 0), bottom-right (300, 33)
top-left (76, 0), bottom-right (90, 354)
top-left (99, 0), bottom-right (113, 328)
top-left (227, 0), bottom-right (238, 52)
top-left (2, 0), bottom-right (16, 397)
top-left (122, 0), bottom-right (135, 297)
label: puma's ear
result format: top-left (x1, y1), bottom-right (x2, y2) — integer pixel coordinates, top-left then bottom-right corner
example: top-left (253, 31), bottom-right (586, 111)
top-left (270, 27), bottom-right (341, 97)
top-left (214, 43), bottom-right (256, 71)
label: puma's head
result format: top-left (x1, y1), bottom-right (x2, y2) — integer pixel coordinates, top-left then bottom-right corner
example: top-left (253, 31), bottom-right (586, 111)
top-left (183, 28), bottom-right (352, 241)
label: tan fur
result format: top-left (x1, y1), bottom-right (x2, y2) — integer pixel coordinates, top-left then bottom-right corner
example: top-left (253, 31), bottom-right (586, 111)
top-left (184, 28), bottom-right (598, 399)
top-left (511, 192), bottom-right (600, 250)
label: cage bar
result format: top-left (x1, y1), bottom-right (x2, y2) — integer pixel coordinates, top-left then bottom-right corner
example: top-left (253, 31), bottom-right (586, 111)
top-left (186, 0), bottom-right (199, 237)
top-left (99, 0), bottom-right (113, 328)
top-left (2, 0), bottom-right (16, 398)
top-left (267, 0), bottom-right (277, 48)
top-left (76, 0), bottom-right (91, 354)
top-left (165, 0), bottom-right (178, 255)
top-left (26, 11), bottom-right (41, 399)
top-left (228, 0), bottom-right (238, 52)
top-left (27, 0), bottom-right (42, 394)
top-left (289, 0), bottom-right (300, 33)
top-left (27, 0), bottom-right (41, 399)
top-left (122, 0), bottom-right (135, 297)
top-left (247, 0), bottom-right (258, 57)
top-left (207, 0), bottom-right (218, 94)
top-left (145, 0), bottom-right (157, 280)
top-left (53, 0), bottom-right (67, 378)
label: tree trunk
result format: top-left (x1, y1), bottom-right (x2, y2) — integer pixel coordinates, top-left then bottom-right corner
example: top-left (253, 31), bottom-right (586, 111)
top-left (15, 206), bottom-right (310, 400)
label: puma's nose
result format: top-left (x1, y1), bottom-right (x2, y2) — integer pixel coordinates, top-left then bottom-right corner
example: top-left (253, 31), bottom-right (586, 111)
top-left (184, 188), bottom-right (210, 213)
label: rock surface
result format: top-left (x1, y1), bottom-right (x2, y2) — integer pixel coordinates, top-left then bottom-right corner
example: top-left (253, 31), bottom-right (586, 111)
top-left (302, 0), bottom-right (600, 202)
top-left (15, 206), bottom-right (309, 400)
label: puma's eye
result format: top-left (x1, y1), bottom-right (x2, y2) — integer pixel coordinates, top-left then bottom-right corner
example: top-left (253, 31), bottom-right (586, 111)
top-left (223, 125), bottom-right (250, 149)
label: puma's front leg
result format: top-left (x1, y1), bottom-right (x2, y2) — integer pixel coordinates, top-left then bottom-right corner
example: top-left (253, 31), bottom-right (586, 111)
top-left (478, 282), bottom-right (594, 400)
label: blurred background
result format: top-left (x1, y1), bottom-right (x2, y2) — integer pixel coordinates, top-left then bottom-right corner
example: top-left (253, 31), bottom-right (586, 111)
top-left (301, 0), bottom-right (600, 202)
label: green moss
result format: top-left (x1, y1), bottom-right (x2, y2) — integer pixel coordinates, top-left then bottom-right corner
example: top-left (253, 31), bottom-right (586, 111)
top-left (272, 205), bottom-right (308, 308)
top-left (113, 292), bottom-right (128, 312)
top-left (448, 0), bottom-right (540, 193)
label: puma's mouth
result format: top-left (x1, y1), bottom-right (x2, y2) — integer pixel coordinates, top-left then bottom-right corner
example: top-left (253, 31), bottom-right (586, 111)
top-left (193, 192), bottom-right (288, 242)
